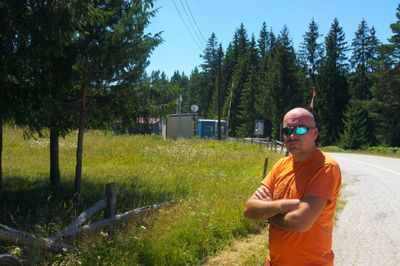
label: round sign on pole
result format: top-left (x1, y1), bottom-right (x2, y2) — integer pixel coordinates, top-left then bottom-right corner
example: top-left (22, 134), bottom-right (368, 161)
top-left (190, 104), bottom-right (199, 113)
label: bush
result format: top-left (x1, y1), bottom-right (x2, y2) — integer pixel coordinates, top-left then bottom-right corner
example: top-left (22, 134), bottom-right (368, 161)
top-left (321, 146), bottom-right (345, 152)
top-left (367, 146), bottom-right (399, 154)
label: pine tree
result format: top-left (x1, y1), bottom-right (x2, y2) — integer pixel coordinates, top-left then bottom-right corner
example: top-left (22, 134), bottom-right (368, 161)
top-left (316, 18), bottom-right (349, 145)
top-left (29, 1), bottom-right (80, 187)
top-left (369, 67), bottom-right (400, 146)
top-left (368, 4), bottom-right (400, 146)
top-left (258, 22), bottom-right (273, 59)
top-left (0, 0), bottom-right (32, 190)
top-left (221, 43), bottom-right (236, 97)
top-left (256, 29), bottom-right (276, 138)
top-left (170, 71), bottom-right (189, 112)
top-left (199, 33), bottom-right (219, 117)
top-left (267, 26), bottom-right (303, 139)
top-left (186, 67), bottom-right (204, 110)
top-left (70, 0), bottom-right (161, 207)
top-left (349, 19), bottom-right (379, 100)
top-left (227, 56), bottom-right (247, 137)
top-left (214, 44), bottom-right (224, 139)
top-left (0, 1), bottom-right (80, 187)
top-left (299, 18), bottom-right (323, 87)
top-left (237, 36), bottom-right (259, 137)
top-left (368, 27), bottom-right (380, 73)
top-left (210, 44), bottom-right (225, 118)
top-left (340, 100), bottom-right (371, 149)
top-left (388, 4), bottom-right (400, 62)
top-left (150, 71), bottom-right (180, 117)
top-left (225, 24), bottom-right (249, 136)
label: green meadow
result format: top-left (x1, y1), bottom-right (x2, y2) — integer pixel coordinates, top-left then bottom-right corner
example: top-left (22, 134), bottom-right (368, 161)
top-left (0, 127), bottom-right (279, 265)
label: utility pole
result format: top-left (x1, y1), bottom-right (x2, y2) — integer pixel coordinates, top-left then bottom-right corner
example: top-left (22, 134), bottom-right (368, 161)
top-left (177, 94), bottom-right (182, 138)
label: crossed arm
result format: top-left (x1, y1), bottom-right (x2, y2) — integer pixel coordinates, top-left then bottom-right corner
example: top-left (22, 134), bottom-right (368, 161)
top-left (243, 185), bottom-right (328, 232)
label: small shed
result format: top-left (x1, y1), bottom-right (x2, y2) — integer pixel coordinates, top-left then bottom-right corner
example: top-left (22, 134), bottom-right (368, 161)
top-left (197, 119), bottom-right (227, 139)
top-left (164, 113), bottom-right (195, 140)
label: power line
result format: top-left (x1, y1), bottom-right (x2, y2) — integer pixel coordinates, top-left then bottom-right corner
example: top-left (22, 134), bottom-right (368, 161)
top-left (178, 0), bottom-right (205, 48)
top-left (183, 0), bottom-right (207, 43)
top-left (171, 0), bottom-right (204, 51)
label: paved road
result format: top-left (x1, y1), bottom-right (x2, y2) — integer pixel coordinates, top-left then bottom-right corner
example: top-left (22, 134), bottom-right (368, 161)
top-left (329, 153), bottom-right (400, 266)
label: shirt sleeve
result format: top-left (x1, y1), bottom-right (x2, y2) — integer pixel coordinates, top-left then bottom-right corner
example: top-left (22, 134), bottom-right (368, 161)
top-left (303, 163), bottom-right (341, 202)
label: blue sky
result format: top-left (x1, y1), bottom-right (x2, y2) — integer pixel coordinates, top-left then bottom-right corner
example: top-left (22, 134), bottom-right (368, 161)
top-left (146, 0), bottom-right (399, 77)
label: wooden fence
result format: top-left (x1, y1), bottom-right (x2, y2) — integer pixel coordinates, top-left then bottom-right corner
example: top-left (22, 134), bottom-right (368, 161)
top-left (0, 183), bottom-right (174, 264)
top-left (227, 137), bottom-right (289, 156)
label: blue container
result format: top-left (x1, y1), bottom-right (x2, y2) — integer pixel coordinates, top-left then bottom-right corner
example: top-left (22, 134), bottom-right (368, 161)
top-left (197, 119), bottom-right (227, 138)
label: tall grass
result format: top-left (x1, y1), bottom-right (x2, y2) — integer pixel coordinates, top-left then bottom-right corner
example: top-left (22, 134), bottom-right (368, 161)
top-left (0, 127), bottom-right (280, 265)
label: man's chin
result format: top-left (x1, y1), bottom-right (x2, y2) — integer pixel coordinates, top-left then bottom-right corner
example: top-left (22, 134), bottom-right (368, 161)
top-left (286, 146), bottom-right (301, 154)
top-left (287, 148), bottom-right (297, 153)
top-left (286, 143), bottom-right (300, 149)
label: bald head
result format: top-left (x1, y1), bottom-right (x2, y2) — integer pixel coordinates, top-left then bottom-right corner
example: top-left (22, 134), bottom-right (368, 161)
top-left (283, 108), bottom-right (316, 127)
top-left (283, 108), bottom-right (318, 160)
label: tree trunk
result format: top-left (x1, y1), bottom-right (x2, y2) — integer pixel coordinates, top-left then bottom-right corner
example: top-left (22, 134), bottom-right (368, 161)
top-left (74, 72), bottom-right (89, 210)
top-left (217, 91), bottom-right (222, 140)
top-left (216, 75), bottom-right (222, 141)
top-left (216, 48), bottom-right (222, 140)
top-left (50, 126), bottom-right (61, 187)
top-left (0, 118), bottom-right (3, 191)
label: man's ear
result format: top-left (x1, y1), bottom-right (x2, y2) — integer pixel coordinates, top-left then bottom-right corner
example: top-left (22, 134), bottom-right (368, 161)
top-left (313, 128), bottom-right (318, 141)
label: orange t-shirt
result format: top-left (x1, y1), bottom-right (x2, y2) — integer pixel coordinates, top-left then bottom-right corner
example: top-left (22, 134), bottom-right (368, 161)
top-left (262, 149), bottom-right (341, 266)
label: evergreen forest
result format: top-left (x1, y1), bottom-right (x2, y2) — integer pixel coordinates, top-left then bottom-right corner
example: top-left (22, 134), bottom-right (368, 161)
top-left (1, 1), bottom-right (400, 191)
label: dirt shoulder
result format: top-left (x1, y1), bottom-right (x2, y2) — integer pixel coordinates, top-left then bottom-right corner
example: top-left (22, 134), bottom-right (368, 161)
top-left (202, 227), bottom-right (268, 266)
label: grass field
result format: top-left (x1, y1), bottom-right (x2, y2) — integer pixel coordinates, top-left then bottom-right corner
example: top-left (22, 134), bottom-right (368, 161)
top-left (0, 127), bottom-right (279, 265)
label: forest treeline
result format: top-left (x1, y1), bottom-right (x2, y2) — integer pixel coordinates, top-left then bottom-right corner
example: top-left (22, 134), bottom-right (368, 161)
top-left (175, 12), bottom-right (399, 149)
top-left (0, 1), bottom-right (399, 190)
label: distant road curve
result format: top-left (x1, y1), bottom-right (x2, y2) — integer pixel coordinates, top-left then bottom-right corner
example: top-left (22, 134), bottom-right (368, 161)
top-left (328, 153), bottom-right (400, 266)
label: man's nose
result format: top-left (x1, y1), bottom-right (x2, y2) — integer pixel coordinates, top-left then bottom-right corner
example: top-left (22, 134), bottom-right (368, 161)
top-left (288, 132), bottom-right (298, 139)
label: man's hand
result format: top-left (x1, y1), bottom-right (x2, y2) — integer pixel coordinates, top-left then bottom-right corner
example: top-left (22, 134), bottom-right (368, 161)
top-left (253, 185), bottom-right (272, 201)
top-left (269, 196), bottom-right (328, 232)
top-left (244, 185), bottom-right (300, 221)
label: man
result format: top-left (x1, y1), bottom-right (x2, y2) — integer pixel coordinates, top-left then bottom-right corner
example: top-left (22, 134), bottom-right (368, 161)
top-left (243, 107), bottom-right (341, 266)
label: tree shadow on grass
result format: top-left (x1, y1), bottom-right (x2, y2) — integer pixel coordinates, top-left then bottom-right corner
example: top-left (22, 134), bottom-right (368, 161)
top-left (0, 175), bottom-right (187, 235)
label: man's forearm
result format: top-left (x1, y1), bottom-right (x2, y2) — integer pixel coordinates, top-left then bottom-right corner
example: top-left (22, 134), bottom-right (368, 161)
top-left (269, 209), bottom-right (309, 232)
top-left (244, 198), bottom-right (300, 221)
top-left (243, 199), bottom-right (283, 221)
top-left (269, 197), bottom-right (328, 232)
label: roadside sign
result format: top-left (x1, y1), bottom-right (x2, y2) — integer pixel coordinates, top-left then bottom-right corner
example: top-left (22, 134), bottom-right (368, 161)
top-left (254, 119), bottom-right (264, 136)
top-left (190, 104), bottom-right (199, 113)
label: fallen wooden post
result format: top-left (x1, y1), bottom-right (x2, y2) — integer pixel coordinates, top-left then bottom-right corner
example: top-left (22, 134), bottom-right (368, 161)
top-left (54, 198), bottom-right (106, 241)
top-left (61, 201), bottom-right (175, 240)
top-left (0, 182), bottom-right (175, 254)
top-left (0, 224), bottom-right (74, 252)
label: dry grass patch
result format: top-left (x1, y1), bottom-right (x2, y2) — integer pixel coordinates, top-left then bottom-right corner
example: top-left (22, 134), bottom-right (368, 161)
top-left (203, 227), bottom-right (268, 266)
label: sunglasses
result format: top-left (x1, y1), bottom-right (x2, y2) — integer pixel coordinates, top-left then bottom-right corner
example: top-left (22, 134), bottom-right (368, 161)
top-left (282, 125), bottom-right (315, 136)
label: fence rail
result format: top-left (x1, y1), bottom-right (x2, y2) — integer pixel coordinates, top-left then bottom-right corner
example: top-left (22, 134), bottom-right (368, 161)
top-left (227, 137), bottom-right (289, 156)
